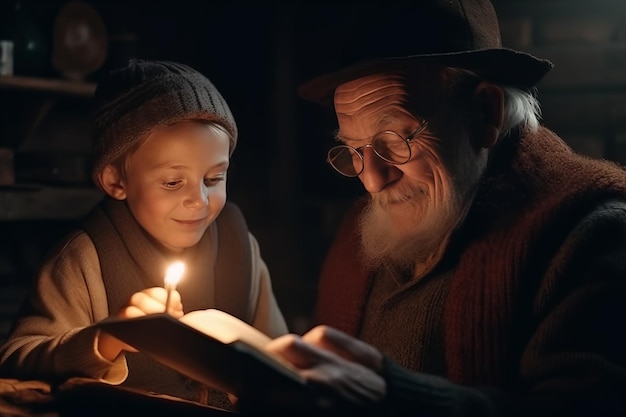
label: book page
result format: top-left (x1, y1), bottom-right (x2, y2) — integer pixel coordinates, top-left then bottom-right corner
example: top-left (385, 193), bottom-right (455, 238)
top-left (180, 309), bottom-right (272, 351)
top-left (97, 309), bottom-right (307, 392)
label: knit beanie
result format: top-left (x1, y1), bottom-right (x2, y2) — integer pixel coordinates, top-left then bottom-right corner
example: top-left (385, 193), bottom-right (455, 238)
top-left (90, 59), bottom-right (238, 185)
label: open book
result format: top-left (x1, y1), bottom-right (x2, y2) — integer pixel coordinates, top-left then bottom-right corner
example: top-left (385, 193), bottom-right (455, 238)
top-left (97, 309), bottom-right (306, 397)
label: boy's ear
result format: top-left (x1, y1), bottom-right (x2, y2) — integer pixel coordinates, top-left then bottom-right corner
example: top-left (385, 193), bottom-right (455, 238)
top-left (98, 165), bottom-right (127, 200)
top-left (473, 81), bottom-right (504, 149)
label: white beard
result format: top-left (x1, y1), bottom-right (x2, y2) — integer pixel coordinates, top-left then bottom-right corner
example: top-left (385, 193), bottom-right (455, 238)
top-left (357, 147), bottom-right (486, 279)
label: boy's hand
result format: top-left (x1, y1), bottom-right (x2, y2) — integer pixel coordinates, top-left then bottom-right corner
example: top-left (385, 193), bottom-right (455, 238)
top-left (117, 287), bottom-right (184, 319)
top-left (97, 287), bottom-right (184, 361)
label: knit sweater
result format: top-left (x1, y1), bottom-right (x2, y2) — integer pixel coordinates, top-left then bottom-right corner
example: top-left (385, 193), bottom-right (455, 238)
top-left (0, 199), bottom-right (287, 404)
top-left (316, 127), bottom-right (626, 416)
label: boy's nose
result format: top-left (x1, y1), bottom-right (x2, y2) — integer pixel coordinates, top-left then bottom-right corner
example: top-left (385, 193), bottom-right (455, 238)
top-left (184, 184), bottom-right (209, 208)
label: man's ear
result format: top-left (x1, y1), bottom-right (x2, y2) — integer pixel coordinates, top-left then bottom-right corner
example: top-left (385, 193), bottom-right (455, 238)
top-left (97, 165), bottom-right (127, 200)
top-left (473, 81), bottom-right (504, 149)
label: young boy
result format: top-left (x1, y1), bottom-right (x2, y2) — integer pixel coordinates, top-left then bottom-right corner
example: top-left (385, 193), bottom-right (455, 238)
top-left (0, 60), bottom-right (288, 405)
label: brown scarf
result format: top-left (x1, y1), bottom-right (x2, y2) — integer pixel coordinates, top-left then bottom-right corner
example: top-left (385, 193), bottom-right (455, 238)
top-left (315, 127), bottom-right (626, 386)
top-left (82, 197), bottom-right (251, 403)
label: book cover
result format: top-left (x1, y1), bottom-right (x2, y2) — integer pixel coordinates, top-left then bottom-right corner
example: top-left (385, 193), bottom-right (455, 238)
top-left (97, 309), bottom-right (306, 397)
top-left (56, 377), bottom-right (235, 416)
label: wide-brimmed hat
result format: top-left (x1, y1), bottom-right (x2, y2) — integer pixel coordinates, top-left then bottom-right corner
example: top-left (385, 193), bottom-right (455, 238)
top-left (298, 0), bottom-right (554, 107)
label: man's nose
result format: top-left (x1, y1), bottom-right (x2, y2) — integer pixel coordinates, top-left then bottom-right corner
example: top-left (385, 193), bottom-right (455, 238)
top-left (359, 147), bottom-right (401, 193)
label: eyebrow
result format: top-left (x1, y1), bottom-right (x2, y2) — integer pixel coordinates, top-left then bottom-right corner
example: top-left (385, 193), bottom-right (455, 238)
top-left (334, 119), bottom-right (428, 144)
top-left (151, 160), bottom-right (230, 171)
top-left (209, 161), bottom-right (230, 171)
top-left (334, 132), bottom-right (367, 144)
top-left (334, 113), bottom-right (418, 143)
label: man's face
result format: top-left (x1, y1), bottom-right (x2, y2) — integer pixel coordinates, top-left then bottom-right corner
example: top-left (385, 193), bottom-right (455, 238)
top-left (333, 70), bottom-right (488, 272)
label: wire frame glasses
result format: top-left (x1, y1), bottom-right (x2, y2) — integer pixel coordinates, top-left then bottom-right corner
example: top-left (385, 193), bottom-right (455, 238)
top-left (327, 122), bottom-right (429, 177)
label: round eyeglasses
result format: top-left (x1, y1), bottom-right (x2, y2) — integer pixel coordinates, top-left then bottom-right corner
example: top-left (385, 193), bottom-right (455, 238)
top-left (327, 122), bottom-right (429, 177)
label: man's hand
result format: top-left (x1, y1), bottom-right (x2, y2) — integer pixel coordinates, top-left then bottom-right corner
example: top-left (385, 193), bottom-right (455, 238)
top-left (252, 325), bottom-right (386, 415)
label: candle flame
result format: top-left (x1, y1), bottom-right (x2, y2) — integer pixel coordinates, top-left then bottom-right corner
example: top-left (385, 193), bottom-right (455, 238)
top-left (164, 261), bottom-right (185, 288)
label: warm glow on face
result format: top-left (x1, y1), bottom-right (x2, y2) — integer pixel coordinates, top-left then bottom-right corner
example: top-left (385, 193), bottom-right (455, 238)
top-left (121, 123), bottom-right (229, 253)
top-left (164, 261), bottom-right (185, 288)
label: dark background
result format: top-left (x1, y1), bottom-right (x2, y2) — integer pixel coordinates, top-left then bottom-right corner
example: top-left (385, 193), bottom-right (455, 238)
top-left (0, 0), bottom-right (625, 336)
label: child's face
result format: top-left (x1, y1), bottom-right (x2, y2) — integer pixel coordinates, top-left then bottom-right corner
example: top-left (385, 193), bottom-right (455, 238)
top-left (119, 122), bottom-right (230, 252)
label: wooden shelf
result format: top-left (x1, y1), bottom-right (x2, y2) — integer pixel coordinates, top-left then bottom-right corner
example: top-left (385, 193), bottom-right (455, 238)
top-left (0, 185), bottom-right (103, 220)
top-left (0, 75), bottom-right (96, 97)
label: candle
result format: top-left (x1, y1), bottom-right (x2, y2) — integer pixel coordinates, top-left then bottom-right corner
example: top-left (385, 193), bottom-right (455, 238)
top-left (163, 261), bottom-right (185, 313)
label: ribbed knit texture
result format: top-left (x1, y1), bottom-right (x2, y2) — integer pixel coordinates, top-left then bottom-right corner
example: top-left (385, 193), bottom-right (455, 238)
top-left (90, 59), bottom-right (238, 184)
top-left (444, 128), bottom-right (626, 386)
top-left (316, 126), bottom-right (626, 387)
top-left (381, 357), bottom-right (495, 416)
top-left (81, 197), bottom-right (252, 405)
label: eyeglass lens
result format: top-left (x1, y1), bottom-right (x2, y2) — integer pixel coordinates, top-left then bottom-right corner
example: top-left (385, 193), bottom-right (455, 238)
top-left (328, 131), bottom-right (412, 177)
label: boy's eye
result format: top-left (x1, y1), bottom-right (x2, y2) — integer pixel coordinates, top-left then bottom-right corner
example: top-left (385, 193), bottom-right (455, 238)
top-left (204, 176), bottom-right (225, 186)
top-left (163, 179), bottom-right (183, 189)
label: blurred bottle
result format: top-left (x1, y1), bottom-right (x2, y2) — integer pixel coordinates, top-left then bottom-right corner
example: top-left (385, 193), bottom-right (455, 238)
top-left (0, 40), bottom-right (14, 76)
top-left (0, 1), bottom-right (49, 77)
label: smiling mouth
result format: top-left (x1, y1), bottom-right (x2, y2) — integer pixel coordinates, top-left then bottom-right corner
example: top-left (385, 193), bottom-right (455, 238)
top-left (175, 218), bottom-right (207, 225)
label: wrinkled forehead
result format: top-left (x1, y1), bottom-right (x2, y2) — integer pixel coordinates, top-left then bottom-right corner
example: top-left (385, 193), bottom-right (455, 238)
top-left (334, 73), bottom-right (407, 115)
top-left (333, 67), bottom-right (444, 125)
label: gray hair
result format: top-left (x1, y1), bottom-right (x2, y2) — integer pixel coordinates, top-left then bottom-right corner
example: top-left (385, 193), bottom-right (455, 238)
top-left (501, 86), bottom-right (541, 134)
top-left (442, 68), bottom-right (542, 136)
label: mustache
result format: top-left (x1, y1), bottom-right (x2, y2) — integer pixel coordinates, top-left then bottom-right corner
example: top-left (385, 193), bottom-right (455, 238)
top-left (371, 183), bottom-right (428, 206)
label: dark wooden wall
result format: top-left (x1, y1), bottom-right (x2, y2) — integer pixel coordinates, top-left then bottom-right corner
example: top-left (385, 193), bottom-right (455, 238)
top-left (0, 0), bottom-right (625, 339)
